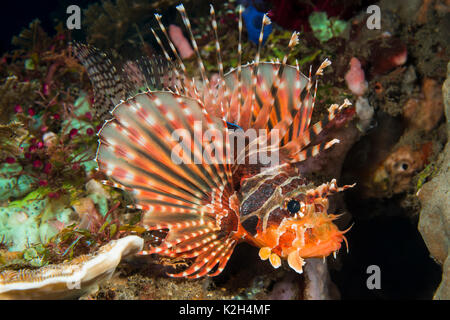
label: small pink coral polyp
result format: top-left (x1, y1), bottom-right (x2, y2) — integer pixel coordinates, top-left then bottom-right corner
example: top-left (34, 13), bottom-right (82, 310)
top-left (169, 24), bottom-right (194, 59)
top-left (345, 57), bottom-right (368, 97)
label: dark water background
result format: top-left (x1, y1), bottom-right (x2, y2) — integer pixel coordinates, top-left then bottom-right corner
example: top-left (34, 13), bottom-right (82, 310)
top-left (0, 0), bottom-right (94, 54)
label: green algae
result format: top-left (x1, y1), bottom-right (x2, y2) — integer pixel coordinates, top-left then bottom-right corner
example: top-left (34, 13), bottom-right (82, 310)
top-left (309, 12), bottom-right (348, 43)
top-left (0, 163), bottom-right (37, 201)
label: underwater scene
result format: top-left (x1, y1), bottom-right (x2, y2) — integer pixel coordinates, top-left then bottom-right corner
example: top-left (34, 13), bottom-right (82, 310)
top-left (0, 0), bottom-right (448, 302)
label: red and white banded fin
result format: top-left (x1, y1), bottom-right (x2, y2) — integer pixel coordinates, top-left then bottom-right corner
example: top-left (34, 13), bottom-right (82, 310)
top-left (289, 138), bottom-right (341, 163)
top-left (150, 5), bottom-right (349, 172)
top-left (281, 98), bottom-right (354, 160)
top-left (167, 238), bottom-right (237, 278)
top-left (96, 91), bottom-right (239, 277)
top-left (224, 63), bottom-right (310, 133)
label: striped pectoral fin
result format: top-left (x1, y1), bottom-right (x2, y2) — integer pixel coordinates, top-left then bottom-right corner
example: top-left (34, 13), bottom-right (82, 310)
top-left (144, 223), bottom-right (218, 255)
top-left (96, 89), bottom-right (239, 278)
top-left (167, 240), bottom-right (220, 278)
top-left (187, 239), bottom-right (236, 279)
top-left (142, 206), bottom-right (238, 278)
top-left (148, 205), bottom-right (239, 278)
top-left (167, 238), bottom-right (236, 279)
top-left (141, 201), bottom-right (222, 248)
top-left (137, 187), bottom-right (237, 279)
top-left (206, 239), bottom-right (237, 277)
top-left (169, 233), bottom-right (220, 256)
top-left (97, 91), bottom-right (233, 205)
top-left (97, 144), bottom-right (207, 208)
top-left (98, 99), bottom-right (207, 200)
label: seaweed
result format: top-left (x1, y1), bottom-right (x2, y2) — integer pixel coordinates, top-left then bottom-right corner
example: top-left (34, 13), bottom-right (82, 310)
top-left (0, 122), bottom-right (27, 159)
top-left (0, 76), bottom-right (39, 124)
top-left (11, 19), bottom-right (53, 54)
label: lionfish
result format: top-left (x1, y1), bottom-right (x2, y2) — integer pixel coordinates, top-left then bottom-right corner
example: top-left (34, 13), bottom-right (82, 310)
top-left (74, 4), bottom-right (355, 279)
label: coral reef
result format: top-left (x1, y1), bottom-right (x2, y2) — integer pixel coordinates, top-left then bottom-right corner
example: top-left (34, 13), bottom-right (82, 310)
top-left (0, 192), bottom-right (72, 252)
top-left (0, 14), bottom-right (145, 301)
top-left (0, 0), bottom-right (447, 301)
top-left (357, 71), bottom-right (444, 199)
top-left (403, 78), bottom-right (444, 132)
top-left (378, 0), bottom-right (449, 78)
top-left (0, 163), bottom-right (36, 201)
top-left (0, 235), bottom-right (143, 299)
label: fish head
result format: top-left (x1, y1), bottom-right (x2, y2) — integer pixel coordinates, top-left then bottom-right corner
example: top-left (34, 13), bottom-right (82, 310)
top-left (248, 180), bottom-right (351, 274)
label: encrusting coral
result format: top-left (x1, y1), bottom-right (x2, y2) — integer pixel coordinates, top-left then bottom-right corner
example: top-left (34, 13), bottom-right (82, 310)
top-left (0, 162), bottom-right (36, 201)
top-left (403, 78), bottom-right (444, 132)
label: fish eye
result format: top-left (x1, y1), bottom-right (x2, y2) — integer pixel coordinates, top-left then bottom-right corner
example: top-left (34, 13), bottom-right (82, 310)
top-left (287, 199), bottom-right (300, 215)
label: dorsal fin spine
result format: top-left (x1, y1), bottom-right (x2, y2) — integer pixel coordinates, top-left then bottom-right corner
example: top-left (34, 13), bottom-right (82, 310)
top-left (176, 4), bottom-right (209, 87)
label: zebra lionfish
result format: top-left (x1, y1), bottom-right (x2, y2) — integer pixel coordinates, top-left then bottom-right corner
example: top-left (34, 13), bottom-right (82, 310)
top-left (75, 4), bottom-right (356, 278)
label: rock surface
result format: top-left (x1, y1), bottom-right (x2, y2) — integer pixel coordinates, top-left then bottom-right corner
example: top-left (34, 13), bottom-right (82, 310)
top-left (418, 62), bottom-right (450, 299)
top-left (303, 258), bottom-right (340, 300)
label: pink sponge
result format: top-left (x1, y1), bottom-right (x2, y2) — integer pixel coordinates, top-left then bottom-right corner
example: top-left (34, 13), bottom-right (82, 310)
top-left (345, 57), bottom-right (368, 97)
top-left (169, 24), bottom-right (194, 59)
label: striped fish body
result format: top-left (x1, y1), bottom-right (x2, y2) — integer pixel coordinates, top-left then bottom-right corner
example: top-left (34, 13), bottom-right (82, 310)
top-left (89, 4), bottom-right (356, 278)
